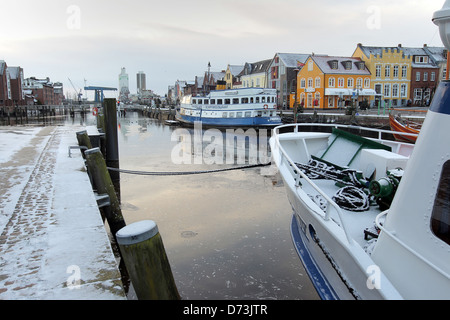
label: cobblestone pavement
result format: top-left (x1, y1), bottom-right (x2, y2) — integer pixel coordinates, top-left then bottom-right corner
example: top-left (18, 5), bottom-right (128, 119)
top-left (0, 125), bottom-right (125, 299)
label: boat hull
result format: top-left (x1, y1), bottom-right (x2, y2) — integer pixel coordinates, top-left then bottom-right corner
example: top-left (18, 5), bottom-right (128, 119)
top-left (176, 113), bottom-right (282, 128)
top-left (389, 114), bottom-right (420, 143)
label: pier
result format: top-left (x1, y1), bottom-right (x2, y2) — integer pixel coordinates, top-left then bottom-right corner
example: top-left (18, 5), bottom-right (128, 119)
top-left (0, 124), bottom-right (126, 299)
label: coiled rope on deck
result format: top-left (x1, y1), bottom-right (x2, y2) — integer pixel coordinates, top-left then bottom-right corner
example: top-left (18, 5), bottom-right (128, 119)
top-left (107, 162), bottom-right (272, 176)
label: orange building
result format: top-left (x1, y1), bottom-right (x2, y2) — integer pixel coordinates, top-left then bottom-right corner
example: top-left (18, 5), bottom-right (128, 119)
top-left (296, 55), bottom-right (374, 109)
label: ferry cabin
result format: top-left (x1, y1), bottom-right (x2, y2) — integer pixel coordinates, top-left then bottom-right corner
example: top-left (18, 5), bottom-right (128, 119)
top-left (179, 88), bottom-right (280, 126)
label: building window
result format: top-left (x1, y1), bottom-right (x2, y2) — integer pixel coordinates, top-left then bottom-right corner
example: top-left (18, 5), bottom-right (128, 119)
top-left (300, 79), bottom-right (306, 88)
top-left (356, 78), bottom-right (363, 89)
top-left (376, 65), bottom-right (381, 78)
top-left (384, 84), bottom-right (391, 97)
top-left (392, 84), bottom-right (399, 97)
top-left (328, 77), bottom-right (335, 88)
top-left (338, 78), bottom-right (344, 87)
top-left (314, 92), bottom-right (321, 107)
top-left (315, 77), bottom-right (321, 88)
top-left (385, 65), bottom-right (391, 78)
top-left (431, 160), bottom-right (450, 245)
top-left (416, 72), bottom-right (421, 81)
top-left (307, 78), bottom-right (313, 88)
top-left (424, 72), bottom-right (428, 81)
top-left (401, 84), bottom-right (407, 98)
top-left (402, 65), bottom-right (408, 79)
top-left (364, 78), bottom-right (370, 88)
top-left (393, 65), bottom-right (399, 78)
top-left (415, 56), bottom-right (429, 64)
top-left (431, 72), bottom-right (436, 82)
top-left (347, 78), bottom-right (354, 88)
top-left (308, 60), bottom-right (314, 71)
top-left (307, 93), bottom-right (313, 108)
top-left (375, 84), bottom-right (382, 95)
top-left (414, 88), bottom-right (422, 101)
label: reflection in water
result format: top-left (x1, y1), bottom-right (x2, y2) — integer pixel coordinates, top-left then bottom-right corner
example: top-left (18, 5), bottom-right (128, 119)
top-left (117, 112), bottom-right (319, 300)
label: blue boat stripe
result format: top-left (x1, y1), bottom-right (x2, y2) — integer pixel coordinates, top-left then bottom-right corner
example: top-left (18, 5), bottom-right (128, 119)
top-left (290, 215), bottom-right (340, 300)
top-left (430, 81), bottom-right (450, 115)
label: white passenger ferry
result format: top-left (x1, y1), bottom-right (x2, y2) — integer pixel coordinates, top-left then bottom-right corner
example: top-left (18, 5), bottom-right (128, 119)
top-left (176, 88), bottom-right (282, 127)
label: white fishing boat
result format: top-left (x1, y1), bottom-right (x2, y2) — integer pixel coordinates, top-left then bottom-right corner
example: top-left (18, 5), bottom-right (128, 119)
top-left (269, 2), bottom-right (450, 299)
top-left (176, 88), bottom-right (282, 127)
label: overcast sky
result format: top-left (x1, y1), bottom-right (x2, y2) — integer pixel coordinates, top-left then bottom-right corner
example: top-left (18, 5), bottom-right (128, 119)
top-left (0, 0), bottom-right (446, 98)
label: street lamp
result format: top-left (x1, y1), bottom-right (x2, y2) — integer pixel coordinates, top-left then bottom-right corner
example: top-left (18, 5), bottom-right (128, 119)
top-left (293, 68), bottom-right (300, 123)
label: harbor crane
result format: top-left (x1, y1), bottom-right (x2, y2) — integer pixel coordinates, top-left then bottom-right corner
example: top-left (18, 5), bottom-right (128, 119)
top-left (68, 78), bottom-right (83, 103)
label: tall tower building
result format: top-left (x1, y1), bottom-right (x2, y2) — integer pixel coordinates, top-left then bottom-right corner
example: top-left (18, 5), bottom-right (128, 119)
top-left (137, 71), bottom-right (146, 94)
top-left (118, 67), bottom-right (129, 99)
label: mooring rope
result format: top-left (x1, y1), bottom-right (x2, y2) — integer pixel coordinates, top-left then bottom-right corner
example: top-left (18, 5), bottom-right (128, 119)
top-left (107, 162), bottom-right (272, 176)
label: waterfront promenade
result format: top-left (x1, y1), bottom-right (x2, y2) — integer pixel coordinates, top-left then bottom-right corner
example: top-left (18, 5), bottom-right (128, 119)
top-left (0, 124), bottom-right (126, 299)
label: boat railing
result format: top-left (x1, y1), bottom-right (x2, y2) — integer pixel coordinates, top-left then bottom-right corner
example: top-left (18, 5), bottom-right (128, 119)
top-left (272, 122), bottom-right (418, 246)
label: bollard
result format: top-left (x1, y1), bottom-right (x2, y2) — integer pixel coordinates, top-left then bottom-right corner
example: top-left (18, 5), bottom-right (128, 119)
top-left (84, 147), bottom-right (126, 237)
top-left (76, 130), bottom-right (92, 159)
top-left (116, 220), bottom-right (180, 300)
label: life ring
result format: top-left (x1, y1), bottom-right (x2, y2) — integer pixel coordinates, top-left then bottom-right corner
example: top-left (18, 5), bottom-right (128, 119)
top-left (92, 107), bottom-right (98, 116)
top-left (264, 104), bottom-right (268, 110)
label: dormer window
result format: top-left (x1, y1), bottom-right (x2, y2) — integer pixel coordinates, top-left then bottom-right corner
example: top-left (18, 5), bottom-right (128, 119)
top-left (342, 60), bottom-right (352, 70)
top-left (415, 56), bottom-right (429, 64)
top-left (328, 60), bottom-right (339, 69)
top-left (355, 61), bottom-right (365, 70)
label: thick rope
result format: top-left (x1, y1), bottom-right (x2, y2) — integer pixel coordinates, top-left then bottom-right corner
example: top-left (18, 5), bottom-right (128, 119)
top-left (107, 162), bottom-right (271, 176)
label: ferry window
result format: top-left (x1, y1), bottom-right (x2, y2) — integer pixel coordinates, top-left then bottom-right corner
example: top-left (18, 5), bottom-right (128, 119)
top-left (204, 99), bottom-right (209, 104)
top-left (257, 111), bottom-right (262, 117)
top-left (210, 99), bottom-right (215, 104)
top-left (256, 97), bottom-right (260, 103)
top-left (198, 99), bottom-right (203, 104)
top-left (222, 112), bottom-right (227, 118)
top-left (262, 97), bottom-right (266, 103)
top-left (250, 97), bottom-right (254, 103)
top-left (245, 111), bottom-right (251, 117)
top-left (217, 99), bottom-right (223, 104)
top-left (225, 99), bottom-right (230, 104)
top-left (242, 97), bottom-right (248, 104)
top-left (236, 112), bottom-right (242, 117)
top-left (192, 99), bottom-right (197, 104)
top-left (229, 112), bottom-right (235, 118)
top-left (431, 160), bottom-right (450, 245)
top-left (232, 98), bottom-right (239, 104)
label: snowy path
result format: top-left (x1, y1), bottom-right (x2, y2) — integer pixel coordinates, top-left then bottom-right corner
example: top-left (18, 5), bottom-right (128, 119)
top-left (0, 126), bottom-right (126, 299)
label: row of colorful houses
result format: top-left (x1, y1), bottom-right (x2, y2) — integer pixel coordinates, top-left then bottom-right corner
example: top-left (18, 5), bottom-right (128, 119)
top-left (0, 60), bottom-right (64, 109)
top-left (172, 43), bottom-right (447, 109)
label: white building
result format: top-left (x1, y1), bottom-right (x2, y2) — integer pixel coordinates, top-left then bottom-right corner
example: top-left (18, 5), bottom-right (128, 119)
top-left (118, 67), bottom-right (129, 99)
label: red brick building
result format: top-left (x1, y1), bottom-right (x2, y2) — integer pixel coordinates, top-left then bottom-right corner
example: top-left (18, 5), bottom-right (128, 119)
top-left (0, 60), bottom-right (12, 107)
top-left (8, 66), bottom-right (25, 106)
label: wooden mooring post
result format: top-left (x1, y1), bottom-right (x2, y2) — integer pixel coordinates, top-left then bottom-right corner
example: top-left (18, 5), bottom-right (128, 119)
top-left (75, 130), bottom-right (92, 159)
top-left (116, 220), bottom-right (180, 300)
top-left (84, 147), bottom-right (126, 238)
top-left (103, 98), bottom-right (120, 201)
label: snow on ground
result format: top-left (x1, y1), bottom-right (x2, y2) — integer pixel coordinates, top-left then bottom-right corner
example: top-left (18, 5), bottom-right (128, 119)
top-left (0, 125), bottom-right (126, 299)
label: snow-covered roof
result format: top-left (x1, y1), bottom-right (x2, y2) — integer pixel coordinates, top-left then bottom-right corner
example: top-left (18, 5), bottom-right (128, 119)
top-left (276, 53), bottom-right (310, 68)
top-left (7, 67), bottom-right (21, 80)
top-left (227, 65), bottom-right (245, 76)
top-left (0, 61), bottom-right (6, 76)
top-left (311, 55), bottom-right (371, 75)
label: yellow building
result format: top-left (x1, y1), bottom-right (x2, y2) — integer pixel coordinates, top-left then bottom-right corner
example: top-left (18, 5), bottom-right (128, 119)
top-left (352, 44), bottom-right (412, 108)
top-left (240, 59), bottom-right (271, 89)
top-left (225, 64), bottom-right (244, 89)
top-left (296, 55), bottom-right (373, 109)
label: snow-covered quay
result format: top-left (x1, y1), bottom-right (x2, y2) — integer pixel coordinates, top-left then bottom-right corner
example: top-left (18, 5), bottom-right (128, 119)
top-left (0, 125), bottom-right (126, 299)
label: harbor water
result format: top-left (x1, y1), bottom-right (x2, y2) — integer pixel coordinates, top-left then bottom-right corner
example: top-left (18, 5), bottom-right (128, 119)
top-left (115, 111), bottom-right (319, 299)
top-left (9, 110), bottom-right (319, 299)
